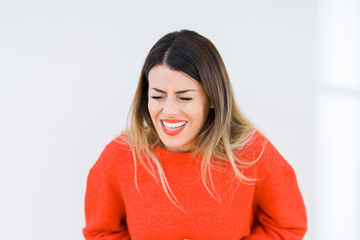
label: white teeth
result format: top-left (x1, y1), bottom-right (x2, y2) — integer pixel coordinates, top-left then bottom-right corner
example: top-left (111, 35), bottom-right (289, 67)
top-left (161, 121), bottom-right (186, 129)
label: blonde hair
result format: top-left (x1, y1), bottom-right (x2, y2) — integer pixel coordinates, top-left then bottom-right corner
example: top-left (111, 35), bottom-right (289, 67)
top-left (119, 30), bottom-right (263, 209)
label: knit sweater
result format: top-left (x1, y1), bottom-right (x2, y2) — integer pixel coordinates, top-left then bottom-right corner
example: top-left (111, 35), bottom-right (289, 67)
top-left (83, 132), bottom-right (307, 240)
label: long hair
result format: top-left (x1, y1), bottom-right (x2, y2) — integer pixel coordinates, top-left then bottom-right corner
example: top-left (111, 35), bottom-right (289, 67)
top-left (120, 30), bottom-right (262, 209)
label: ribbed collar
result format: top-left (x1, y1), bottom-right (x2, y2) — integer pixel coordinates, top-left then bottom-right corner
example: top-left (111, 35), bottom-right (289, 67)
top-left (152, 145), bottom-right (201, 164)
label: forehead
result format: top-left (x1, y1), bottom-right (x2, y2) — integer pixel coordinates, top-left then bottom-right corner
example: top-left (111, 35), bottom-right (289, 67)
top-left (148, 65), bottom-right (201, 89)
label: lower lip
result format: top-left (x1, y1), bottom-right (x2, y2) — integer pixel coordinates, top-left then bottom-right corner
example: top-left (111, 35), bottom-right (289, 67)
top-left (161, 121), bottom-right (187, 136)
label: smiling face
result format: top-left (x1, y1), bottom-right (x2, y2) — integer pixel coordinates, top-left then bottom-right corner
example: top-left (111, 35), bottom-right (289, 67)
top-left (147, 64), bottom-right (211, 152)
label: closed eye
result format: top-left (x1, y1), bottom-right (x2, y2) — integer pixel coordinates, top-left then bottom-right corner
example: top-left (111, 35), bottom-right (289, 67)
top-left (151, 96), bottom-right (163, 99)
top-left (180, 97), bottom-right (192, 101)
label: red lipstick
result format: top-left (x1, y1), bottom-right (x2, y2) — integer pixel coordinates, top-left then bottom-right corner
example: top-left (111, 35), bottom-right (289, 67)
top-left (160, 119), bottom-right (187, 136)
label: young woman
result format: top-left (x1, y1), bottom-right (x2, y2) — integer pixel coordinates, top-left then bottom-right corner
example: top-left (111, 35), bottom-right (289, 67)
top-left (83, 30), bottom-right (307, 240)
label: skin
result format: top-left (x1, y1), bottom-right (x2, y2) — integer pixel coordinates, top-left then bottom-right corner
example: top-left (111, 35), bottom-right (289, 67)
top-left (147, 64), bottom-right (211, 152)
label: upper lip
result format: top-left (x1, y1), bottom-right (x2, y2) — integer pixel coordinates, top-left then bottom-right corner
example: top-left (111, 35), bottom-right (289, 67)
top-left (160, 119), bottom-right (187, 123)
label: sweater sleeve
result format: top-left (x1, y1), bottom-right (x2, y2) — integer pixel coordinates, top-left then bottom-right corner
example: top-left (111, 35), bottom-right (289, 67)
top-left (83, 142), bottom-right (130, 240)
top-left (243, 139), bottom-right (307, 240)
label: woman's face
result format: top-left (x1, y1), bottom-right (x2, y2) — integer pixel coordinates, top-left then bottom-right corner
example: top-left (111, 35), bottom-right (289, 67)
top-left (148, 64), bottom-right (211, 152)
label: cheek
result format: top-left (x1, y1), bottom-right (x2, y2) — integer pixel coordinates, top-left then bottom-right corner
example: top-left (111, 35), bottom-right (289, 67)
top-left (147, 101), bottom-right (164, 125)
top-left (186, 104), bottom-right (209, 123)
top-left (147, 102), bottom-right (157, 119)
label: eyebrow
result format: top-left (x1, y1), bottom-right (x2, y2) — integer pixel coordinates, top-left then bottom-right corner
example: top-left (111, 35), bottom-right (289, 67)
top-left (150, 88), bottom-right (196, 94)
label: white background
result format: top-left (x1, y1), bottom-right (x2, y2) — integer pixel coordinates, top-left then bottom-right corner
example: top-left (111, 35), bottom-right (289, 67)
top-left (0, 0), bottom-right (358, 239)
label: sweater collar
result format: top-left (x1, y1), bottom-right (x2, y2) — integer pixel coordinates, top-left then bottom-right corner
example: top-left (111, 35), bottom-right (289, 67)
top-left (152, 145), bottom-right (200, 164)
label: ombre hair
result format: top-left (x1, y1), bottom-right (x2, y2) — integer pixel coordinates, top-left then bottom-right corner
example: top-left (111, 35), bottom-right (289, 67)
top-left (120, 30), bottom-right (263, 209)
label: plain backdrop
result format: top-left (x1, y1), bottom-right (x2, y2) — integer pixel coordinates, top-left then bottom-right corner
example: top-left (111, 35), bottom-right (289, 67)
top-left (1, 0), bottom-right (354, 239)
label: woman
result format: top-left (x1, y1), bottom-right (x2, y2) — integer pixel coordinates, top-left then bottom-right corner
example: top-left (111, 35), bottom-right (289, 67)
top-left (83, 30), bottom-right (307, 240)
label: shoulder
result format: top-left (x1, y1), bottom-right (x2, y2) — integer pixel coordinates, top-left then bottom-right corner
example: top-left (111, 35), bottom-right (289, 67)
top-left (108, 135), bottom-right (133, 154)
top-left (239, 131), bottom-right (294, 177)
top-left (90, 135), bottom-right (134, 173)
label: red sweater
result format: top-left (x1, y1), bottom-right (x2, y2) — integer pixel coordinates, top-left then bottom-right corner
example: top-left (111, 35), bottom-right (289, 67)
top-left (83, 132), bottom-right (307, 239)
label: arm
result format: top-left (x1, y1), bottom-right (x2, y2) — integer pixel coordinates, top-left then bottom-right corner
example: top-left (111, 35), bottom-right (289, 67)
top-left (83, 143), bottom-right (130, 240)
top-left (243, 140), bottom-right (307, 239)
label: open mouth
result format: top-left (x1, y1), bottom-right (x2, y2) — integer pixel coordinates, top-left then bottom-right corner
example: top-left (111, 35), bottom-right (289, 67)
top-left (160, 119), bottom-right (188, 136)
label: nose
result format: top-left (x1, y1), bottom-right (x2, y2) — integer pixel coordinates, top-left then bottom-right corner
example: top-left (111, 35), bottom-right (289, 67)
top-left (162, 97), bottom-right (180, 116)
